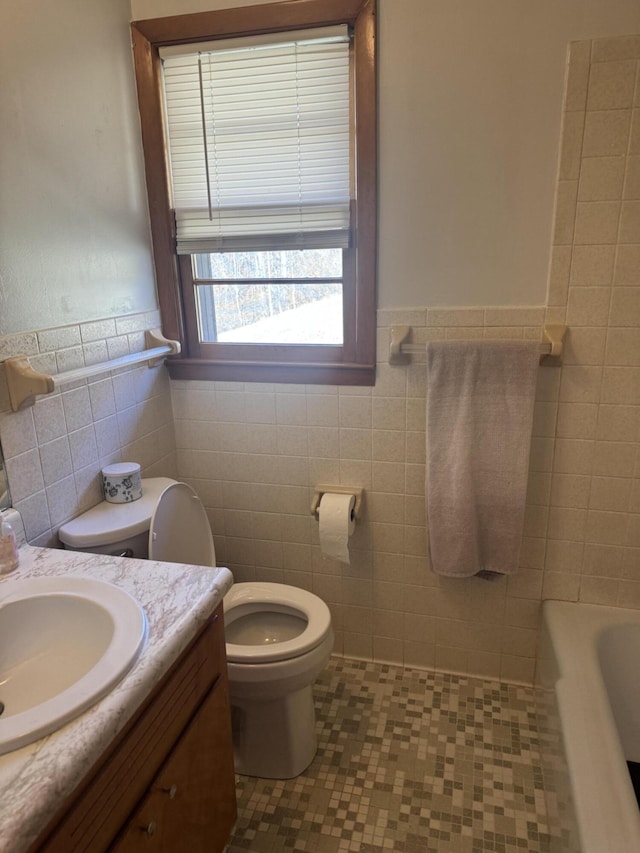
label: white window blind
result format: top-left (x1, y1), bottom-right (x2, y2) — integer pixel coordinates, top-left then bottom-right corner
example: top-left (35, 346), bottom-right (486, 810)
top-left (160, 27), bottom-right (352, 255)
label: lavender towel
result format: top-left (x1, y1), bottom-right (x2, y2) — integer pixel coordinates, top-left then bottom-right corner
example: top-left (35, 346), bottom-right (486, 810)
top-left (425, 340), bottom-right (540, 578)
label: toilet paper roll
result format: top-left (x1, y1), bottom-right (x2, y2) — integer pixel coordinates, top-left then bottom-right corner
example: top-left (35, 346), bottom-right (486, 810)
top-left (318, 492), bottom-right (356, 565)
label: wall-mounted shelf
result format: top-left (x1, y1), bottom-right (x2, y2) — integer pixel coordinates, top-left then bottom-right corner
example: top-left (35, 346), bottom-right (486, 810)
top-left (3, 329), bottom-right (180, 412)
top-left (388, 324), bottom-right (567, 365)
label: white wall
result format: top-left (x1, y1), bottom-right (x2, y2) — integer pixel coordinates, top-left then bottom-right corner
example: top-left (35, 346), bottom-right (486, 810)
top-left (0, 0), bottom-right (157, 335)
top-left (132, 0), bottom-right (640, 308)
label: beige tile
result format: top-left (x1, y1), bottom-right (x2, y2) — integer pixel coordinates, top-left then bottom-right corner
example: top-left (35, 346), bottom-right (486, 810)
top-left (565, 60), bottom-right (589, 111)
top-left (567, 286), bottom-right (611, 325)
top-left (556, 402), bottom-right (598, 439)
top-left (580, 575), bottom-right (620, 605)
top-left (371, 364), bottom-right (406, 398)
top-left (507, 567), bottom-right (544, 600)
top-left (529, 436), bottom-right (555, 472)
top-left (5, 449), bottom-right (45, 503)
top-left (339, 459), bottom-right (372, 489)
top-left (405, 397), bottom-right (426, 431)
top-left (544, 307), bottom-right (567, 326)
top-left (570, 244), bottom-right (616, 287)
top-left (578, 156), bottom-right (626, 202)
top-left (435, 645), bottom-right (469, 677)
top-left (276, 393), bottom-right (307, 426)
top-left (601, 367), bottom-right (640, 405)
top-left (622, 547), bottom-right (640, 579)
top-left (338, 395), bottom-right (372, 428)
top-left (547, 245), bottom-right (572, 306)
top-left (613, 244), bottom-right (640, 285)
top-left (519, 537), bottom-right (546, 570)
top-left (372, 429), bottom-right (405, 463)
top-left (339, 428), bottom-right (372, 460)
top-left (592, 440), bottom-right (637, 476)
top-left (372, 461), bottom-right (405, 494)
top-left (624, 156), bottom-right (640, 200)
top-left (532, 402), bottom-right (557, 437)
top-left (583, 110), bottom-right (632, 157)
top-left (605, 328), bottom-right (640, 365)
top-left (589, 476), bottom-right (631, 512)
top-left (563, 326), bottom-right (607, 364)
top-left (573, 201), bottom-right (620, 244)
top-left (585, 509), bottom-right (629, 545)
top-left (524, 504), bottom-right (549, 538)
top-left (629, 515), bottom-right (640, 547)
top-left (403, 641), bottom-right (436, 670)
top-left (483, 307), bottom-right (545, 326)
top-left (426, 307), bottom-right (485, 327)
top-left (545, 538), bottom-right (584, 573)
top-left (596, 405), bottom-right (640, 441)
top-left (372, 397), bottom-right (405, 430)
top-left (631, 110), bottom-right (640, 154)
top-left (618, 581), bottom-right (640, 608)
top-left (558, 365), bottom-right (603, 404)
top-left (559, 111), bottom-right (585, 180)
top-left (445, 326), bottom-right (483, 340)
top-left (591, 35), bottom-right (640, 62)
top-left (619, 201), bottom-right (640, 243)
top-left (550, 473), bottom-right (591, 508)
top-left (548, 506), bottom-right (587, 541)
top-left (405, 431), bottom-right (425, 464)
top-left (500, 654), bottom-right (535, 685)
top-left (553, 180), bottom-right (578, 245)
top-left (583, 542), bottom-right (625, 576)
top-left (306, 394), bottom-right (338, 427)
top-left (542, 572), bottom-right (580, 601)
top-left (587, 60), bottom-right (637, 110)
top-left (609, 287), bottom-right (640, 326)
top-left (568, 40), bottom-right (591, 64)
top-left (536, 366), bottom-right (561, 402)
top-left (554, 437), bottom-right (595, 475)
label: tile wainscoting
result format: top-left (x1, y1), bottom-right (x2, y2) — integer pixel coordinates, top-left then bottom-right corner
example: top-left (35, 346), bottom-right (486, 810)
top-left (0, 309), bottom-right (177, 546)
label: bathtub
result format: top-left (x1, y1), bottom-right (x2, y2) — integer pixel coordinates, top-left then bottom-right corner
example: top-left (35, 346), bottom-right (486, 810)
top-left (537, 600), bottom-right (640, 853)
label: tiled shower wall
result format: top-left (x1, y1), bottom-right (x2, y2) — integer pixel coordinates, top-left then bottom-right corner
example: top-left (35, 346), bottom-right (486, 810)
top-left (172, 33), bottom-right (640, 684)
top-left (0, 310), bottom-right (176, 546)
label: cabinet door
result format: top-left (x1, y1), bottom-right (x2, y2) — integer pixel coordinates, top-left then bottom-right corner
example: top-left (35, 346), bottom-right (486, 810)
top-left (111, 674), bottom-right (237, 853)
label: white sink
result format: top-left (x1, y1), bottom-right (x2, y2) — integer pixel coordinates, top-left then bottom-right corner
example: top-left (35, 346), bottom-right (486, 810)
top-left (0, 576), bottom-right (147, 755)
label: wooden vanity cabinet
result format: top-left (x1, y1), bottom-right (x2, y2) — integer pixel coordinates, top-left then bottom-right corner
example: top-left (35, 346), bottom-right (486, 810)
top-left (31, 604), bottom-right (237, 853)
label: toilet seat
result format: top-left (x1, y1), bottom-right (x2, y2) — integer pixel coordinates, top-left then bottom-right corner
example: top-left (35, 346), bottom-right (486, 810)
top-left (225, 583), bottom-right (332, 664)
top-left (148, 482), bottom-right (215, 567)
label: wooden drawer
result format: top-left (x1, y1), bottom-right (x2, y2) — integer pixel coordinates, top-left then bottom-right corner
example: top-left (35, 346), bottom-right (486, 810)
top-left (33, 605), bottom-right (229, 853)
top-left (111, 671), bottom-right (236, 852)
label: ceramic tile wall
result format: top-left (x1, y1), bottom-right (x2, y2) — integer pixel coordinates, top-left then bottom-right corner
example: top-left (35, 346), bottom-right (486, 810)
top-left (0, 310), bottom-right (177, 546)
top-left (171, 305), bottom-right (553, 685)
top-left (171, 33), bottom-right (640, 685)
top-left (544, 36), bottom-right (640, 608)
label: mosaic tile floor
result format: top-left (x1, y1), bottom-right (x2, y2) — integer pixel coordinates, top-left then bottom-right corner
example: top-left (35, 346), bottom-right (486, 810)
top-left (227, 657), bottom-right (558, 853)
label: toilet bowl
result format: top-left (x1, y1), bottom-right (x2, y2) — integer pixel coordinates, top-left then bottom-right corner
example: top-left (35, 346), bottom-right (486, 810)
top-left (225, 582), bottom-right (334, 778)
top-left (58, 477), bottom-right (334, 779)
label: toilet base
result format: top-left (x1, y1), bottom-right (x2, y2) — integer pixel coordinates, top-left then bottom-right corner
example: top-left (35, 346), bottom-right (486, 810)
top-left (231, 684), bottom-right (317, 779)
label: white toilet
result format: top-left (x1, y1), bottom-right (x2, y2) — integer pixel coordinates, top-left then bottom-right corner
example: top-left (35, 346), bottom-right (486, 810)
top-left (58, 477), bottom-right (334, 779)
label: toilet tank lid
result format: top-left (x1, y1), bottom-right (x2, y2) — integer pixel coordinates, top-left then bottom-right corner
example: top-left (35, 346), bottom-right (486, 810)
top-left (58, 478), bottom-right (177, 548)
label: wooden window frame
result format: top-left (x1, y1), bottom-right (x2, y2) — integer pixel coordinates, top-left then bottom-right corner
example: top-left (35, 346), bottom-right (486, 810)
top-left (131, 0), bottom-right (377, 386)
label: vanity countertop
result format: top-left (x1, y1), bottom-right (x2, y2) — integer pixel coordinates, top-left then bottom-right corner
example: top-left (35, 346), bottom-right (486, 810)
top-left (0, 544), bottom-right (233, 853)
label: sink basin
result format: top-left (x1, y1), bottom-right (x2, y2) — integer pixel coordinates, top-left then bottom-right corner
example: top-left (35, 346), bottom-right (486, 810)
top-left (0, 576), bottom-right (147, 754)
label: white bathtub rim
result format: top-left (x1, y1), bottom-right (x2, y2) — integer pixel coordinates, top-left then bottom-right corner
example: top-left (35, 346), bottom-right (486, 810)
top-left (543, 600), bottom-right (640, 853)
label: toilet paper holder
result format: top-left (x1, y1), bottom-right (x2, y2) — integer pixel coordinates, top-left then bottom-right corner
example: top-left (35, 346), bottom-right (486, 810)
top-left (310, 485), bottom-right (364, 521)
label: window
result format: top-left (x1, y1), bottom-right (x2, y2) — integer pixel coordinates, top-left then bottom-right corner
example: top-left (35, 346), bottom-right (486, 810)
top-left (131, 0), bottom-right (376, 385)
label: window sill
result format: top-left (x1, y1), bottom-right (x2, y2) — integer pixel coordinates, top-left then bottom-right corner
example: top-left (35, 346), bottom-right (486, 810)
top-left (166, 357), bottom-right (375, 386)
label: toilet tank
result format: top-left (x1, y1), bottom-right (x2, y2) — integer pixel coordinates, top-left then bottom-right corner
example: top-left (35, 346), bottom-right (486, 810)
top-left (58, 478), bottom-right (177, 558)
